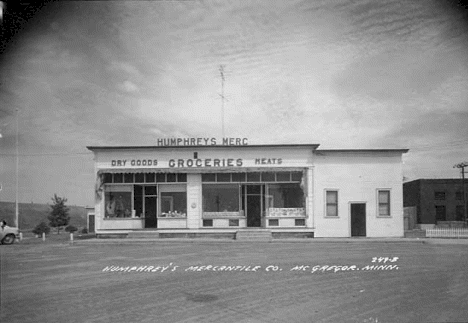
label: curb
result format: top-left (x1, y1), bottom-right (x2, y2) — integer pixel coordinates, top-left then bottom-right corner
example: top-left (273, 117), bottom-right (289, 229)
top-left (70, 238), bottom-right (431, 245)
top-left (17, 238), bottom-right (468, 246)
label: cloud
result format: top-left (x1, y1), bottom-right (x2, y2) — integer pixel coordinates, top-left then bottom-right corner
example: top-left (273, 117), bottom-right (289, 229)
top-left (108, 61), bottom-right (141, 77)
top-left (119, 80), bottom-right (139, 93)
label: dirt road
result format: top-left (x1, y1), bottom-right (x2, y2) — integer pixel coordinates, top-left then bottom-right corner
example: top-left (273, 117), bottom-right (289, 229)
top-left (1, 241), bottom-right (467, 323)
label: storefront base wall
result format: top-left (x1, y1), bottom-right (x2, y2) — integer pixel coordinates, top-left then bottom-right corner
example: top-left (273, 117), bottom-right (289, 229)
top-left (205, 218), bottom-right (247, 228)
top-left (100, 219), bottom-right (144, 230)
top-left (158, 218), bottom-right (187, 229)
top-left (265, 218), bottom-right (307, 228)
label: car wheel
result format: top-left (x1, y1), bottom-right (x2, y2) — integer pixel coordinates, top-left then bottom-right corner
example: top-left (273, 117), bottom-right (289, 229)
top-left (2, 234), bottom-right (16, 245)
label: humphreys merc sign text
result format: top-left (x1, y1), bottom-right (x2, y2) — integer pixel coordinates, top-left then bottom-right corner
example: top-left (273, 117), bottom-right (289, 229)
top-left (156, 137), bottom-right (248, 146)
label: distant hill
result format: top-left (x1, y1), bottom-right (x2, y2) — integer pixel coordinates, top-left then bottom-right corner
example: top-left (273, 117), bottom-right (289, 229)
top-left (0, 202), bottom-right (89, 230)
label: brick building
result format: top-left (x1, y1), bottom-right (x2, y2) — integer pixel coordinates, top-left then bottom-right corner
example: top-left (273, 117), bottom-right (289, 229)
top-left (403, 179), bottom-right (468, 225)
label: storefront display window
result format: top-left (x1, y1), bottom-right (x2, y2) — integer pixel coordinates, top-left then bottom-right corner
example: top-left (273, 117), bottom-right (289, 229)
top-left (160, 192), bottom-right (187, 217)
top-left (203, 184), bottom-right (240, 213)
top-left (105, 191), bottom-right (132, 218)
top-left (266, 183), bottom-right (305, 217)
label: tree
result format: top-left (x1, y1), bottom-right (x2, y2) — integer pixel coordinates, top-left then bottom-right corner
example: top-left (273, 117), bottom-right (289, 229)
top-left (32, 222), bottom-right (50, 235)
top-left (48, 194), bottom-right (70, 234)
top-left (65, 225), bottom-right (78, 233)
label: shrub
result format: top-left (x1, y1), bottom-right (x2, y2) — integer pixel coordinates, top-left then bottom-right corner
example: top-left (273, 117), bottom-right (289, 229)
top-left (65, 225), bottom-right (78, 233)
top-left (32, 222), bottom-right (51, 235)
top-left (81, 228), bottom-right (88, 234)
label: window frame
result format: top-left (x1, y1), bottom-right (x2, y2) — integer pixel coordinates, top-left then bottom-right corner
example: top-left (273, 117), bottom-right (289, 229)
top-left (324, 190), bottom-right (339, 218)
top-left (202, 183), bottom-right (241, 213)
top-left (434, 191), bottom-right (446, 201)
top-left (158, 184), bottom-right (187, 218)
top-left (104, 185), bottom-right (133, 218)
top-left (377, 189), bottom-right (391, 217)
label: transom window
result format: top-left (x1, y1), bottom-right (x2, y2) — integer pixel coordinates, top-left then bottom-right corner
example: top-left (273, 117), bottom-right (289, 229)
top-left (102, 173), bottom-right (186, 184)
top-left (201, 172), bottom-right (302, 183)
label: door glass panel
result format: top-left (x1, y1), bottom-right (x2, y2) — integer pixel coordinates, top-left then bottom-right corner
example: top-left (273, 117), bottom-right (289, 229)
top-left (145, 186), bottom-right (157, 196)
top-left (134, 185), bottom-right (143, 218)
top-left (247, 185), bottom-right (261, 194)
top-left (145, 196), bottom-right (157, 228)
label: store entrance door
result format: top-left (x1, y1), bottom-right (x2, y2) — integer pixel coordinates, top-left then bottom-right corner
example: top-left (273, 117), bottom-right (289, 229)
top-left (351, 203), bottom-right (366, 237)
top-left (145, 196), bottom-right (157, 228)
top-left (244, 185), bottom-right (264, 227)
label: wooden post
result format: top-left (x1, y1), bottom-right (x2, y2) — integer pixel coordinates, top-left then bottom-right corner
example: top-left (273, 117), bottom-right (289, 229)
top-left (42, 232), bottom-right (45, 241)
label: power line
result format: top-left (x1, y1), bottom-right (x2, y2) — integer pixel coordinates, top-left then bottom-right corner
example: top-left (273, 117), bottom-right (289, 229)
top-left (0, 152), bottom-right (92, 156)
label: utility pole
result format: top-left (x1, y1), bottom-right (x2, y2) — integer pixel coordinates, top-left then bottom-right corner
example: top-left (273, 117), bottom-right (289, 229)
top-left (454, 161), bottom-right (468, 224)
top-left (218, 65), bottom-right (226, 138)
top-left (15, 108), bottom-right (19, 230)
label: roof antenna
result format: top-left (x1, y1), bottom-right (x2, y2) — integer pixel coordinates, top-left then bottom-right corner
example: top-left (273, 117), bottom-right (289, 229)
top-left (218, 65), bottom-right (227, 138)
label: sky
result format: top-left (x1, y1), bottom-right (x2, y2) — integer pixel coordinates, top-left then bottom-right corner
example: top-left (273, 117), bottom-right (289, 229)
top-left (0, 0), bottom-right (467, 207)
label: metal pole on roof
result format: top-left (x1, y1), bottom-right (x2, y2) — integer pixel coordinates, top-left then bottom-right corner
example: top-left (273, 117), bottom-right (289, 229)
top-left (219, 65), bottom-right (226, 138)
top-left (454, 162), bottom-right (468, 224)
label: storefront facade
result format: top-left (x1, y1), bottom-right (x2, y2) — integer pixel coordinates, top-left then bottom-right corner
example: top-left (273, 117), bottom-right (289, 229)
top-left (87, 141), bottom-right (408, 238)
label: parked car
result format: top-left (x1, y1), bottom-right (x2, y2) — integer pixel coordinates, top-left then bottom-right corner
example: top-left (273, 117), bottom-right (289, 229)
top-left (0, 225), bottom-right (19, 245)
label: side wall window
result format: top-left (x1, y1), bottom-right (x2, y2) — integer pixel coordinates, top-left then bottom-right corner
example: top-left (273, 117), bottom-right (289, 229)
top-left (434, 191), bottom-right (446, 200)
top-left (378, 190), bottom-right (391, 216)
top-left (326, 191), bottom-right (338, 217)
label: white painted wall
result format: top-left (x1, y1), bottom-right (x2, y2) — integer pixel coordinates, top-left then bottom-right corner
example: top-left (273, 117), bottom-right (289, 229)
top-left (100, 219), bottom-right (144, 230)
top-left (187, 173), bottom-right (202, 229)
top-left (90, 146), bottom-right (406, 237)
top-left (313, 151), bottom-right (405, 237)
top-left (158, 218), bottom-right (187, 229)
top-left (206, 218), bottom-right (247, 228)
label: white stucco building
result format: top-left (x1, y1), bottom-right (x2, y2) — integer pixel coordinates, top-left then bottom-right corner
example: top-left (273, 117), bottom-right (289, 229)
top-left (87, 139), bottom-right (408, 238)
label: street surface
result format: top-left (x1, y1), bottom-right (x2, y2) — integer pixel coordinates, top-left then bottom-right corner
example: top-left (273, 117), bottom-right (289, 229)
top-left (1, 241), bottom-right (467, 323)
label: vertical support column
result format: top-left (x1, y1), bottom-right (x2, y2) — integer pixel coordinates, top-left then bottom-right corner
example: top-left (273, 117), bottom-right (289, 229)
top-left (306, 166), bottom-right (314, 228)
top-left (94, 162), bottom-right (103, 232)
top-left (187, 173), bottom-right (202, 229)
